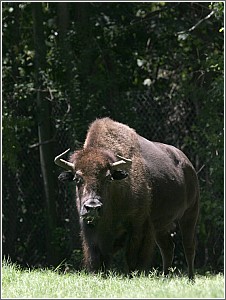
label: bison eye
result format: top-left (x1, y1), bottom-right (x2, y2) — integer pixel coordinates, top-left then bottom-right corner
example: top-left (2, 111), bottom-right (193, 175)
top-left (106, 169), bottom-right (128, 181)
top-left (111, 170), bottom-right (128, 180)
top-left (73, 175), bottom-right (84, 186)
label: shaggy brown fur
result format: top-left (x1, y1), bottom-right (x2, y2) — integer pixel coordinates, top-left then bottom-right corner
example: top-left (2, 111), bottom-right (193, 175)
top-left (57, 117), bottom-right (199, 279)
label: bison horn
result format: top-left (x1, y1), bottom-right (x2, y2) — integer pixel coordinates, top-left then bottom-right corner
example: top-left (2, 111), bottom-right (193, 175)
top-left (54, 148), bottom-right (74, 171)
top-left (111, 154), bottom-right (132, 170)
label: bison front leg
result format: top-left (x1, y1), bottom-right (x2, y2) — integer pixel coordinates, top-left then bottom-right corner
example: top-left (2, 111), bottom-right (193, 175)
top-left (82, 239), bottom-right (111, 273)
top-left (125, 237), bottom-right (140, 273)
top-left (133, 221), bottom-right (155, 272)
top-left (155, 229), bottom-right (175, 276)
top-left (82, 241), bottom-right (101, 272)
top-left (125, 225), bottom-right (150, 274)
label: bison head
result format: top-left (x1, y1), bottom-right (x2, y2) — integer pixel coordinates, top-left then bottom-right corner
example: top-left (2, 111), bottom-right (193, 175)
top-left (54, 148), bottom-right (132, 226)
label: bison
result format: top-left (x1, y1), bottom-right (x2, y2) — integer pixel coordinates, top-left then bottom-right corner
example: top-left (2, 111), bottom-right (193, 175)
top-left (54, 117), bottom-right (199, 279)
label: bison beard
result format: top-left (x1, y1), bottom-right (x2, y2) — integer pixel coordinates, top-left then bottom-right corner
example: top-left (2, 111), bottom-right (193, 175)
top-left (55, 117), bottom-right (199, 280)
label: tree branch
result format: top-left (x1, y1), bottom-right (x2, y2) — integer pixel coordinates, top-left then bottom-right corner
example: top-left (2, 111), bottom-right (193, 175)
top-left (177, 10), bottom-right (214, 35)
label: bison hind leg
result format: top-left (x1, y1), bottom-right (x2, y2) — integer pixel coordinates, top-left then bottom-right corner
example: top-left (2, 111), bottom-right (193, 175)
top-left (179, 201), bottom-right (199, 280)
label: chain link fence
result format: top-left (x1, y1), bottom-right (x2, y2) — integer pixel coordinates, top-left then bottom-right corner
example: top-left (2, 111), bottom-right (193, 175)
top-left (2, 90), bottom-right (224, 273)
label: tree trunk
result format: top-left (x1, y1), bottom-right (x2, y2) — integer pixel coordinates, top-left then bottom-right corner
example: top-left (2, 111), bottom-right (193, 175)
top-left (57, 2), bottom-right (82, 251)
top-left (2, 2), bottom-right (21, 261)
top-left (32, 2), bottom-right (59, 266)
top-left (57, 2), bottom-right (71, 84)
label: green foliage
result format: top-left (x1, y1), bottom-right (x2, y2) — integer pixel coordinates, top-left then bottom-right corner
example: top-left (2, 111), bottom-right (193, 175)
top-left (210, 2), bottom-right (224, 21)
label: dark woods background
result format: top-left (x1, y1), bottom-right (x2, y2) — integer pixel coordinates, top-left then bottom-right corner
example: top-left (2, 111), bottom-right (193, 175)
top-left (2, 2), bottom-right (224, 273)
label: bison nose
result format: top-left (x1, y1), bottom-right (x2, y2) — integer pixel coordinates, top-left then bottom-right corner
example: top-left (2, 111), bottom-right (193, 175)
top-left (81, 199), bottom-right (103, 216)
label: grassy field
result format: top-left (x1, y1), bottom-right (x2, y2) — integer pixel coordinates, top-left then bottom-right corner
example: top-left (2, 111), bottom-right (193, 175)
top-left (2, 261), bottom-right (224, 299)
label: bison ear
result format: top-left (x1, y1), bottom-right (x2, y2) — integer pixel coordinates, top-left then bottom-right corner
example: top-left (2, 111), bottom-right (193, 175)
top-left (58, 171), bottom-right (74, 183)
top-left (111, 170), bottom-right (128, 180)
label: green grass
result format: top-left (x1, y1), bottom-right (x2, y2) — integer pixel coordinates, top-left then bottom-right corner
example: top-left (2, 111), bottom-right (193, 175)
top-left (1, 261), bottom-right (224, 298)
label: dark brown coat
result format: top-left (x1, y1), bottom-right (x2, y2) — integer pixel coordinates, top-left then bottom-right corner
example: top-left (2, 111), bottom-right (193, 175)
top-left (55, 117), bottom-right (199, 279)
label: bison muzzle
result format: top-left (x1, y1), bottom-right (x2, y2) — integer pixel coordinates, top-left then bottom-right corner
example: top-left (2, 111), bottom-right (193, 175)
top-left (54, 117), bottom-right (199, 280)
top-left (80, 198), bottom-right (102, 225)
